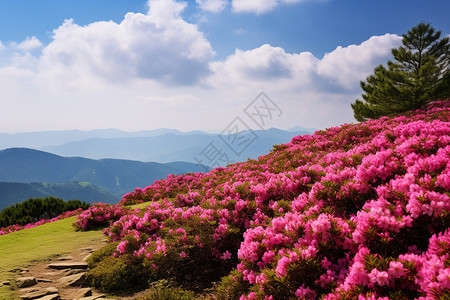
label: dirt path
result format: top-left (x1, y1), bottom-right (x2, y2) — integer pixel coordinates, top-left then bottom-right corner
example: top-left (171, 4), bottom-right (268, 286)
top-left (15, 238), bottom-right (108, 300)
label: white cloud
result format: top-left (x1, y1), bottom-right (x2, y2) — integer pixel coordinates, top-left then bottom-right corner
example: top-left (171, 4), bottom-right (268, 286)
top-left (0, 37), bottom-right (42, 70)
top-left (39, 0), bottom-right (215, 85)
top-left (231, 0), bottom-right (305, 14)
top-left (209, 34), bottom-right (402, 93)
top-left (196, 0), bottom-right (227, 13)
top-left (11, 36), bottom-right (43, 51)
top-left (317, 34), bottom-right (402, 89)
top-left (232, 0), bottom-right (278, 14)
top-left (146, 0), bottom-right (187, 25)
top-left (209, 44), bottom-right (317, 86)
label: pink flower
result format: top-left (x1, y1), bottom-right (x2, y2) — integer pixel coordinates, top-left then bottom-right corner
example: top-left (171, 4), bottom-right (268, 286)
top-left (220, 251), bottom-right (232, 260)
top-left (437, 268), bottom-right (450, 289)
top-left (295, 284), bottom-right (316, 299)
top-left (117, 240), bottom-right (127, 254)
top-left (369, 269), bottom-right (389, 287)
top-left (256, 273), bottom-right (268, 285)
top-left (346, 261), bottom-right (369, 286)
top-left (388, 261), bottom-right (406, 278)
top-left (275, 256), bottom-right (290, 278)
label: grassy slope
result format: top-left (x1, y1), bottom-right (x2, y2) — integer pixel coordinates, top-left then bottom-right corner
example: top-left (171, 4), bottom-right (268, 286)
top-left (0, 217), bottom-right (106, 299)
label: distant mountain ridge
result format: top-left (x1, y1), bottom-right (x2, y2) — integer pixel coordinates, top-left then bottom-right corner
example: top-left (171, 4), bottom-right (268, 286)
top-left (0, 148), bottom-right (207, 208)
top-left (0, 128), bottom-right (212, 149)
top-left (0, 127), bottom-right (316, 164)
top-left (39, 128), bottom-right (313, 163)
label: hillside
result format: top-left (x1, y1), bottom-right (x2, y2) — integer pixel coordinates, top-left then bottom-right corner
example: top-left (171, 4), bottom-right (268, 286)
top-left (0, 148), bottom-right (207, 207)
top-left (0, 182), bottom-right (119, 210)
top-left (71, 100), bottom-right (449, 299)
top-left (40, 128), bottom-right (311, 163)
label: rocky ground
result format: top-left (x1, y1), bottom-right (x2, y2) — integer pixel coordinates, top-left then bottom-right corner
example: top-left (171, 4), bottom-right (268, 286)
top-left (13, 240), bottom-right (108, 300)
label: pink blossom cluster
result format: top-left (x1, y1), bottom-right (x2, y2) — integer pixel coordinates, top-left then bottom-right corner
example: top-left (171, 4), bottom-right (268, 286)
top-left (103, 197), bottom-right (241, 277)
top-left (72, 203), bottom-right (129, 231)
top-left (0, 208), bottom-right (84, 235)
top-left (101, 100), bottom-right (450, 298)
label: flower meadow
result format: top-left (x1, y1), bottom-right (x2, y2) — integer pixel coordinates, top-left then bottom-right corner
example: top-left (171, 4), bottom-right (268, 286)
top-left (3, 100), bottom-right (449, 299)
top-left (76, 100), bottom-right (449, 299)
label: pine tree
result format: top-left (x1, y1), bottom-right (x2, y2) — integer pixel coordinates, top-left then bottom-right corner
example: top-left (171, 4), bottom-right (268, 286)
top-left (352, 22), bottom-right (449, 122)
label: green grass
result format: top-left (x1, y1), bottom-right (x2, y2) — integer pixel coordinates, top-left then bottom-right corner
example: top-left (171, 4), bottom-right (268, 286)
top-left (0, 217), bottom-right (105, 299)
top-left (128, 199), bottom-right (175, 211)
top-left (129, 202), bottom-right (153, 210)
top-left (0, 202), bottom-right (158, 299)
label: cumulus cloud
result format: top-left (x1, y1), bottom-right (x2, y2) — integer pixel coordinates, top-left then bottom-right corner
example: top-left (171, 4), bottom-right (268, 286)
top-left (209, 34), bottom-right (402, 93)
top-left (39, 0), bottom-right (215, 85)
top-left (196, 0), bottom-right (227, 13)
top-left (209, 44), bottom-right (317, 86)
top-left (231, 0), bottom-right (304, 14)
top-left (0, 36), bottom-right (42, 70)
top-left (317, 34), bottom-right (402, 90)
top-left (11, 36), bottom-right (43, 51)
top-left (147, 0), bottom-right (186, 24)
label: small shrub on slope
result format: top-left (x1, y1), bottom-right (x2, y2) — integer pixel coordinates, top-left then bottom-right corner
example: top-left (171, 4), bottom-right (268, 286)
top-left (75, 100), bottom-right (450, 299)
top-left (72, 203), bottom-right (129, 231)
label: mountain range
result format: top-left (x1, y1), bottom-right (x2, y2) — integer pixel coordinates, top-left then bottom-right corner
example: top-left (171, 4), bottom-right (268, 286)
top-left (41, 128), bottom-right (313, 163)
top-left (0, 128), bottom-right (206, 149)
top-left (0, 148), bottom-right (207, 210)
top-left (0, 127), bottom-right (315, 164)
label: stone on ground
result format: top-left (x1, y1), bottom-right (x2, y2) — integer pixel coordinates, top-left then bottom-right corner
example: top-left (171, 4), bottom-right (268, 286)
top-left (69, 287), bottom-right (92, 299)
top-left (19, 286), bottom-right (58, 300)
top-left (17, 277), bottom-right (38, 288)
top-left (56, 272), bottom-right (86, 287)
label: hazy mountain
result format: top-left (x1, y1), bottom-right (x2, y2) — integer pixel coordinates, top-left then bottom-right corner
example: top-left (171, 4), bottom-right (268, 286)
top-left (0, 148), bottom-right (207, 197)
top-left (0, 181), bottom-right (120, 211)
top-left (0, 128), bottom-right (213, 150)
top-left (41, 128), bottom-right (311, 164)
top-left (287, 126), bottom-right (317, 133)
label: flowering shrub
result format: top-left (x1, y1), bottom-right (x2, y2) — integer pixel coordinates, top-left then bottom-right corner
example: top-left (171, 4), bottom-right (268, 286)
top-left (72, 203), bottom-right (129, 231)
top-left (85, 100), bottom-right (449, 297)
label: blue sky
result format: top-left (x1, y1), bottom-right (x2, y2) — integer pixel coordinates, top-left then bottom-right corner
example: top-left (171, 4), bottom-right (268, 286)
top-left (0, 0), bottom-right (448, 133)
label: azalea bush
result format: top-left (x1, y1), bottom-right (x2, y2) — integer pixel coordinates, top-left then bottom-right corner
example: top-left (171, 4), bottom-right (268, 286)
top-left (81, 100), bottom-right (448, 298)
top-left (72, 203), bottom-right (129, 231)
